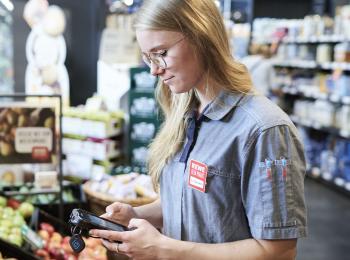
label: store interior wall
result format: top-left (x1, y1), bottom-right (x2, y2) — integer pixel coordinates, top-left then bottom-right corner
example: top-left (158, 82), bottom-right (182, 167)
top-left (12, 0), bottom-right (107, 106)
top-left (11, 0), bottom-right (349, 105)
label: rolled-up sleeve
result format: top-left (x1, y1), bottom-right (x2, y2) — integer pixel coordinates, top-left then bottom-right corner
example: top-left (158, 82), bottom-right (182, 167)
top-left (241, 124), bottom-right (308, 239)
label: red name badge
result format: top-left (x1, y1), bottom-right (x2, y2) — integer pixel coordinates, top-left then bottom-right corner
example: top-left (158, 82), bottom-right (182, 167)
top-left (188, 160), bottom-right (208, 193)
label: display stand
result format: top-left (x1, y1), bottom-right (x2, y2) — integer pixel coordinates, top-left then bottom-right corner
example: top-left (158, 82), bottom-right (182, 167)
top-left (0, 94), bottom-right (64, 224)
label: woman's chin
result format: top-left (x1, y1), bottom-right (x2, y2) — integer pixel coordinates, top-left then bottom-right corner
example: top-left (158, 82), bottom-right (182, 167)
top-left (166, 84), bottom-right (189, 94)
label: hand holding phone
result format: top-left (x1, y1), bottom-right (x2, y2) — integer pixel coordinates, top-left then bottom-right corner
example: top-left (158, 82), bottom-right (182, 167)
top-left (69, 208), bottom-right (129, 232)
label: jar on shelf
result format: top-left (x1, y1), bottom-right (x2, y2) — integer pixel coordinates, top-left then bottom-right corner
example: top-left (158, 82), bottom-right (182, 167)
top-left (334, 42), bottom-right (350, 63)
top-left (316, 44), bottom-right (332, 63)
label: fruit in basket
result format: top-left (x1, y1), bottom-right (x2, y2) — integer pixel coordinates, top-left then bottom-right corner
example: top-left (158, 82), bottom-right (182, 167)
top-left (39, 229), bottom-right (50, 241)
top-left (85, 237), bottom-right (100, 248)
top-left (0, 196), bottom-right (7, 207)
top-left (35, 249), bottom-right (50, 260)
top-left (11, 227), bottom-right (21, 236)
top-left (8, 232), bottom-right (23, 247)
top-left (40, 222), bottom-right (55, 235)
top-left (2, 207), bottom-right (14, 219)
top-left (12, 214), bottom-right (25, 227)
top-left (7, 198), bottom-right (21, 209)
top-left (64, 253), bottom-right (78, 260)
top-left (61, 236), bottom-right (74, 254)
top-left (1, 219), bottom-right (13, 229)
top-left (18, 202), bottom-right (35, 218)
top-left (51, 232), bottom-right (63, 243)
top-left (0, 224), bottom-right (9, 234)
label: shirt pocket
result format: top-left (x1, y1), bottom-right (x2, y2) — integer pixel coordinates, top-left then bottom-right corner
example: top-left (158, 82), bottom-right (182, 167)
top-left (204, 166), bottom-right (241, 205)
top-left (208, 166), bottom-right (241, 181)
top-left (203, 167), bottom-right (246, 242)
top-left (258, 159), bottom-right (296, 228)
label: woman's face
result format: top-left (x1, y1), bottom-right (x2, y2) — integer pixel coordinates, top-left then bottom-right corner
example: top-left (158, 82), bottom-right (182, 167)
top-left (136, 30), bottom-right (205, 94)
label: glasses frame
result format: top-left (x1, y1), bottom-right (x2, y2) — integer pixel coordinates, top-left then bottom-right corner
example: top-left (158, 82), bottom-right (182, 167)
top-left (142, 37), bottom-right (185, 69)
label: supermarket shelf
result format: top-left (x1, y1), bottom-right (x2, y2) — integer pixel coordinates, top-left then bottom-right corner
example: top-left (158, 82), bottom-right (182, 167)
top-left (2, 188), bottom-right (60, 197)
top-left (290, 115), bottom-right (350, 138)
top-left (307, 166), bottom-right (350, 197)
top-left (282, 35), bottom-right (350, 44)
top-left (282, 86), bottom-right (350, 105)
top-left (273, 60), bottom-right (350, 71)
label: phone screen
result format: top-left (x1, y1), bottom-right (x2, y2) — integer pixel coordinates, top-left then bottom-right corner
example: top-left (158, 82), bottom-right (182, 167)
top-left (87, 213), bottom-right (127, 232)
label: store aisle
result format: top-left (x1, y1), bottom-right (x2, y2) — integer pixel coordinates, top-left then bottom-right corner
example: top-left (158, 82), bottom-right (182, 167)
top-left (297, 178), bottom-right (350, 260)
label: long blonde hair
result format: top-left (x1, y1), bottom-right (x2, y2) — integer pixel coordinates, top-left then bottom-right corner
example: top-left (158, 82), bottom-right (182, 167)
top-left (134, 0), bottom-right (253, 189)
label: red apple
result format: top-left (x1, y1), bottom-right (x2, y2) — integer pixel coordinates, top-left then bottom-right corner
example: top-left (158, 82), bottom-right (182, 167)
top-left (40, 222), bottom-right (54, 235)
top-left (7, 198), bottom-right (20, 209)
top-left (35, 249), bottom-right (50, 260)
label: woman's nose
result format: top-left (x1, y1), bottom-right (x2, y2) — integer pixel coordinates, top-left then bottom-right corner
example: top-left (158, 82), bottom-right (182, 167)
top-left (150, 62), bottom-right (164, 76)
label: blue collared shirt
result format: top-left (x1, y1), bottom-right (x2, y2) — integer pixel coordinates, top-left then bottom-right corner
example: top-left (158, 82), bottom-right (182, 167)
top-left (160, 90), bottom-right (308, 242)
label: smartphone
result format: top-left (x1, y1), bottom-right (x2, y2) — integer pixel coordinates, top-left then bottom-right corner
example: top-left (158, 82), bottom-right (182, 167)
top-left (69, 208), bottom-right (129, 232)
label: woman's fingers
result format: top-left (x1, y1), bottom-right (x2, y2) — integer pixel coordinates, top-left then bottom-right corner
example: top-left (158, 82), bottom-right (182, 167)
top-left (128, 218), bottom-right (147, 229)
top-left (106, 202), bottom-right (123, 216)
top-left (101, 240), bottom-right (132, 258)
top-left (89, 229), bottom-right (127, 242)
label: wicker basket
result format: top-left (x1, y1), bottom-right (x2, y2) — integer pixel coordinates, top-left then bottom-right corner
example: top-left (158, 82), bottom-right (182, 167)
top-left (82, 181), bottom-right (156, 215)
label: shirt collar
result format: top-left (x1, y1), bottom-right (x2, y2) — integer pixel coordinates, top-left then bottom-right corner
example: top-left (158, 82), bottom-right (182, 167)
top-left (203, 90), bottom-right (245, 120)
top-left (184, 90), bottom-right (246, 121)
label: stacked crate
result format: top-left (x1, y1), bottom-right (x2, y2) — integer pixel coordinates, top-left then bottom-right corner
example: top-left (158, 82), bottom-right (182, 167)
top-left (128, 67), bottom-right (160, 166)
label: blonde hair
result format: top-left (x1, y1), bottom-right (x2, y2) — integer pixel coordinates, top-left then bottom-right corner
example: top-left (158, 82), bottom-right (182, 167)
top-left (134, 0), bottom-right (253, 189)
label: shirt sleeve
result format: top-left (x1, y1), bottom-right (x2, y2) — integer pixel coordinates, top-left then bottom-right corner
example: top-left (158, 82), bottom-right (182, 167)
top-left (241, 124), bottom-right (308, 240)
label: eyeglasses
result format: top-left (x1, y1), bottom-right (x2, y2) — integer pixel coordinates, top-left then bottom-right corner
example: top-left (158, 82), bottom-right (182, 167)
top-left (141, 37), bottom-right (185, 69)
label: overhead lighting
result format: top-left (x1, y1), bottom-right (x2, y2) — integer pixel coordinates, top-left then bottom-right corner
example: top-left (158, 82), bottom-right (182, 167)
top-left (0, 0), bottom-right (14, 11)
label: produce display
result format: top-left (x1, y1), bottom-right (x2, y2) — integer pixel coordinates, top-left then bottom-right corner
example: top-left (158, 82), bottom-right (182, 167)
top-left (88, 172), bottom-right (157, 200)
top-left (0, 196), bottom-right (32, 247)
top-left (35, 222), bottom-right (107, 260)
top-left (0, 196), bottom-right (107, 259)
top-left (8, 184), bottom-right (76, 205)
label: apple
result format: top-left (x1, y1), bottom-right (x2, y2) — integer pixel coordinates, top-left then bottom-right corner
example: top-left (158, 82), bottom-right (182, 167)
top-left (48, 246), bottom-right (64, 260)
top-left (61, 242), bottom-right (73, 254)
top-left (10, 227), bottom-right (21, 236)
top-left (51, 232), bottom-right (62, 243)
top-left (2, 207), bottom-right (14, 218)
top-left (0, 196), bottom-right (7, 207)
top-left (7, 198), bottom-right (21, 209)
top-left (38, 229), bottom-right (50, 241)
top-left (0, 225), bottom-right (9, 234)
top-left (18, 202), bottom-right (34, 218)
top-left (1, 219), bottom-right (13, 229)
top-left (35, 249), bottom-right (50, 260)
top-left (40, 222), bottom-right (54, 235)
top-left (8, 233), bottom-right (23, 246)
top-left (62, 236), bottom-right (70, 244)
top-left (85, 237), bottom-right (100, 248)
top-left (63, 253), bottom-right (77, 260)
top-left (12, 214), bottom-right (25, 227)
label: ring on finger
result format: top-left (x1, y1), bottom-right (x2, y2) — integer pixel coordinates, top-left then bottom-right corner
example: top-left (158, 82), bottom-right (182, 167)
top-left (115, 243), bottom-right (119, 253)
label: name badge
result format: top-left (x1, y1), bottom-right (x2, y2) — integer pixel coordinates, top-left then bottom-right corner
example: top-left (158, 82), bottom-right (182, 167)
top-left (188, 160), bottom-right (208, 193)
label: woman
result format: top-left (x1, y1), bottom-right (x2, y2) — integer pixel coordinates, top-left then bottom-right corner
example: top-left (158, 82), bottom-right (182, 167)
top-left (90, 0), bottom-right (307, 259)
